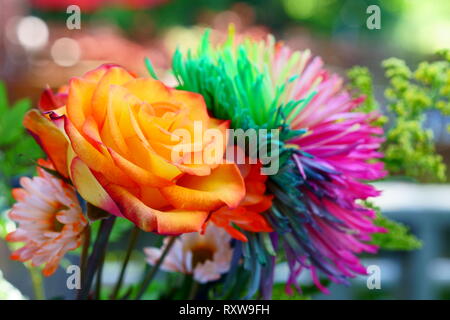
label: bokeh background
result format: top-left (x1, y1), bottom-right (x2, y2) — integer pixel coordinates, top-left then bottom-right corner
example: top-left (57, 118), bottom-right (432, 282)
top-left (1, 0), bottom-right (450, 300)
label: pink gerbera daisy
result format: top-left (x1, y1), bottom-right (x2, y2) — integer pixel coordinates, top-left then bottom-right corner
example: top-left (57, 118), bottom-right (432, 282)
top-left (6, 160), bottom-right (87, 276)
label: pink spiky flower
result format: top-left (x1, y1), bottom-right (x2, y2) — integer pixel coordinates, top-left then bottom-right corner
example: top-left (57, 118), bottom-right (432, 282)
top-left (272, 43), bottom-right (387, 293)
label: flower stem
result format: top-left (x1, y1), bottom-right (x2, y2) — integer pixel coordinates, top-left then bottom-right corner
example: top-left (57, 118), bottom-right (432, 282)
top-left (110, 226), bottom-right (140, 300)
top-left (29, 267), bottom-right (45, 300)
top-left (77, 215), bottom-right (116, 300)
top-left (188, 280), bottom-right (200, 300)
top-left (135, 236), bottom-right (177, 300)
top-left (95, 249), bottom-right (106, 300)
top-left (80, 225), bottom-right (91, 286)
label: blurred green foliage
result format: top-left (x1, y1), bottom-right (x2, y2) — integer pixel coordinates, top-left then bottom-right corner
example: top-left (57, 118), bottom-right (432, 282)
top-left (382, 54), bottom-right (449, 182)
top-left (281, 0), bottom-right (404, 35)
top-left (372, 213), bottom-right (422, 250)
top-left (0, 211), bottom-right (11, 239)
top-left (271, 283), bottom-right (311, 300)
top-left (362, 201), bottom-right (422, 251)
top-left (32, 0), bottom-right (408, 39)
top-left (0, 82), bottom-right (43, 206)
top-left (348, 50), bottom-right (450, 183)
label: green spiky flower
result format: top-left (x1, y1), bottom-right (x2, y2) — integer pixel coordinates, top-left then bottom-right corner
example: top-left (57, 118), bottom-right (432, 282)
top-left (170, 27), bottom-right (313, 143)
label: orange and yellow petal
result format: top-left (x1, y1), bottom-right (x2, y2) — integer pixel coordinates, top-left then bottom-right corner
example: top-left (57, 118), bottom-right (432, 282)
top-left (124, 78), bottom-right (171, 104)
top-left (161, 163), bottom-right (245, 211)
top-left (102, 183), bottom-right (208, 234)
top-left (70, 156), bottom-right (122, 217)
top-left (23, 110), bottom-right (69, 178)
top-left (66, 77), bottom-right (98, 130)
top-left (91, 66), bottom-right (135, 126)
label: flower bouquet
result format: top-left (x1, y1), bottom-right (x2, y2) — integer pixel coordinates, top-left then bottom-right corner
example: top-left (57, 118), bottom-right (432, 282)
top-left (2, 27), bottom-right (448, 300)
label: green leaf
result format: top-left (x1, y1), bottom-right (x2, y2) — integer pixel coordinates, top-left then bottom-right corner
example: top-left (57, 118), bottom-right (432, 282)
top-left (0, 81), bottom-right (43, 205)
top-left (0, 99), bottom-right (30, 146)
top-left (0, 82), bottom-right (8, 114)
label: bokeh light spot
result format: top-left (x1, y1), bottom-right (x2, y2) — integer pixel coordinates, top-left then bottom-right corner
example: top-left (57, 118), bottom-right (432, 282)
top-left (50, 37), bottom-right (81, 67)
top-left (16, 16), bottom-right (49, 51)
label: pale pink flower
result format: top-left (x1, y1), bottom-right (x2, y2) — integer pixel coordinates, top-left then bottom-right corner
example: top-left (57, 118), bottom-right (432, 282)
top-left (6, 162), bottom-right (87, 276)
top-left (144, 224), bottom-right (233, 283)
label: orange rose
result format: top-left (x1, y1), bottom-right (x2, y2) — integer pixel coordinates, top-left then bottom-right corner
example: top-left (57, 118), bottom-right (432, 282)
top-left (210, 162), bottom-right (273, 242)
top-left (24, 64), bottom-right (245, 234)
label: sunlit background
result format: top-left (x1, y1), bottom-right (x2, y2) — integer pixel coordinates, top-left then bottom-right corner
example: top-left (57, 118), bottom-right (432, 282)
top-left (1, 0), bottom-right (450, 300)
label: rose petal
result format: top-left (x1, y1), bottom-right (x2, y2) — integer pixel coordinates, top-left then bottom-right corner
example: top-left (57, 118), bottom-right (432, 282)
top-left (70, 156), bottom-right (122, 217)
top-left (66, 77), bottom-right (98, 130)
top-left (65, 118), bottom-right (135, 187)
top-left (161, 163), bottom-right (245, 211)
top-left (23, 110), bottom-right (69, 178)
top-left (103, 183), bottom-right (208, 234)
top-left (124, 78), bottom-right (172, 104)
top-left (91, 66), bottom-right (135, 126)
